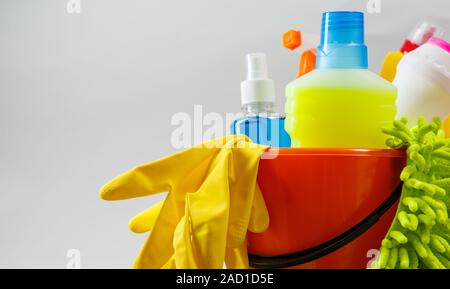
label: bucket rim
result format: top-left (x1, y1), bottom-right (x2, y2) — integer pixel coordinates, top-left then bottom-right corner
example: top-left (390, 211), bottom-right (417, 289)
top-left (263, 148), bottom-right (405, 158)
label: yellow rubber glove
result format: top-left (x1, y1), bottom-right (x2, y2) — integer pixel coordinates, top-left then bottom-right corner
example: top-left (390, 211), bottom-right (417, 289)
top-left (100, 135), bottom-right (270, 268)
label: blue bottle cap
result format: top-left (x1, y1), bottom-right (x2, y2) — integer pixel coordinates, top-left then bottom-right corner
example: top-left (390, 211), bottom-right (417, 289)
top-left (316, 11), bottom-right (368, 69)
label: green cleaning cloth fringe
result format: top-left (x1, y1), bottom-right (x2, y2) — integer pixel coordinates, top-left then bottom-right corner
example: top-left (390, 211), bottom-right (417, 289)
top-left (373, 117), bottom-right (450, 269)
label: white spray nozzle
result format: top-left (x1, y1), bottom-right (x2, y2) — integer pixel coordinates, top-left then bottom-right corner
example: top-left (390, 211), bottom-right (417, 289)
top-left (241, 53), bottom-right (276, 105)
top-left (408, 21), bottom-right (445, 45)
top-left (247, 53), bottom-right (269, 80)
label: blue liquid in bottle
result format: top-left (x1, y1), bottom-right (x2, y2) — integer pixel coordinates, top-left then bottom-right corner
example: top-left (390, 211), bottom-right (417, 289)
top-left (231, 102), bottom-right (291, 148)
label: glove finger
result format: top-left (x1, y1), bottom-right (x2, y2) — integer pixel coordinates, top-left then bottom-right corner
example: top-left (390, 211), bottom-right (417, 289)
top-left (225, 242), bottom-right (249, 269)
top-left (248, 183), bottom-right (270, 233)
top-left (172, 213), bottom-right (202, 268)
top-left (99, 145), bottom-right (217, 201)
top-left (226, 144), bottom-right (268, 248)
top-left (132, 193), bottom-right (182, 268)
top-left (101, 136), bottom-right (249, 201)
top-left (182, 149), bottom-right (232, 268)
top-left (161, 255), bottom-right (176, 269)
top-left (128, 200), bottom-right (164, 234)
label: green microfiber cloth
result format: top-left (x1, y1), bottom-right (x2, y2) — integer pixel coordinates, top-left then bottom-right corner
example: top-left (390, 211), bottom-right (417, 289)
top-left (373, 117), bottom-right (450, 269)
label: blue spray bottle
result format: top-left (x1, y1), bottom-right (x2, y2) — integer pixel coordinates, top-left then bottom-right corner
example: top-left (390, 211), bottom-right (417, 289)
top-left (231, 53), bottom-right (291, 148)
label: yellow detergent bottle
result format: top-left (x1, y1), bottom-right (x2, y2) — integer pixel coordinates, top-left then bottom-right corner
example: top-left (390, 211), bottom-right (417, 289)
top-left (285, 12), bottom-right (397, 148)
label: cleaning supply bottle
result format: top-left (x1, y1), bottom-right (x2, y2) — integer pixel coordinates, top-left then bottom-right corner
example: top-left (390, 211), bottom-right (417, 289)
top-left (380, 51), bottom-right (404, 82)
top-left (285, 11), bottom-right (397, 148)
top-left (380, 21), bottom-right (444, 82)
top-left (231, 53), bottom-right (291, 148)
top-left (394, 37), bottom-right (450, 125)
top-left (444, 116), bottom-right (450, 138)
top-left (400, 21), bottom-right (444, 54)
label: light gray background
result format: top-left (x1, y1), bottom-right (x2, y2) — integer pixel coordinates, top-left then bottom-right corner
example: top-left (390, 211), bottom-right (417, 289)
top-left (0, 0), bottom-right (448, 268)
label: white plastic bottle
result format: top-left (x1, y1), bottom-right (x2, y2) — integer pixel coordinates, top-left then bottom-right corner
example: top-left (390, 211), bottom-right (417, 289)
top-left (394, 37), bottom-right (450, 121)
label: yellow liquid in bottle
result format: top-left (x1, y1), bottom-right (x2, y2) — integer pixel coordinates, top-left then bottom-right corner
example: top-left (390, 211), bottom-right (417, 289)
top-left (285, 69), bottom-right (397, 148)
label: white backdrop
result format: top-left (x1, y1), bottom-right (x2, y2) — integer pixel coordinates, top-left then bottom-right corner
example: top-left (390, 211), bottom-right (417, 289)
top-left (0, 0), bottom-right (449, 268)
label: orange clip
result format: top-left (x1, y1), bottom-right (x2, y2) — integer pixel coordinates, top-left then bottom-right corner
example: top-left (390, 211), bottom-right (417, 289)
top-left (298, 48), bottom-right (316, 77)
top-left (283, 30), bottom-right (302, 50)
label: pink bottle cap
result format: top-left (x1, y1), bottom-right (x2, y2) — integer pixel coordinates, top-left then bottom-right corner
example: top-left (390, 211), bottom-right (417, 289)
top-left (428, 37), bottom-right (450, 53)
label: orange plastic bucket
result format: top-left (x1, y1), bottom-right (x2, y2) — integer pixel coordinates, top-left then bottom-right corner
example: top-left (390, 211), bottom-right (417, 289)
top-left (248, 148), bottom-right (406, 269)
